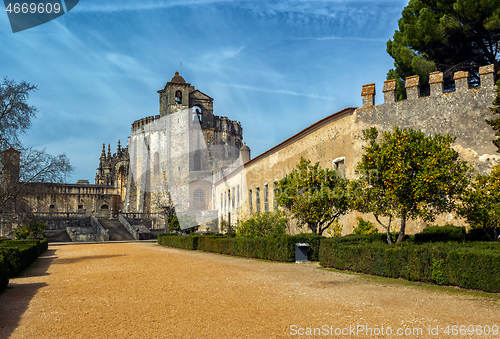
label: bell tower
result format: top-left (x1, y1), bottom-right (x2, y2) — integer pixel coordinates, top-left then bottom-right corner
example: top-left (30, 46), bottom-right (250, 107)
top-left (157, 71), bottom-right (195, 117)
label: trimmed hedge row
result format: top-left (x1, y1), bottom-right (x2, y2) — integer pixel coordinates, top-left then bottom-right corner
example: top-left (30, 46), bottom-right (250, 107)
top-left (158, 234), bottom-right (324, 262)
top-left (0, 254), bottom-right (8, 291)
top-left (0, 238), bottom-right (48, 292)
top-left (319, 240), bottom-right (500, 293)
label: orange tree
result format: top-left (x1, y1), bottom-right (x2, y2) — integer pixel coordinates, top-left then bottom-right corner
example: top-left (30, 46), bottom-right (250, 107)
top-left (458, 165), bottom-right (500, 241)
top-left (274, 157), bottom-right (349, 236)
top-left (352, 127), bottom-right (471, 243)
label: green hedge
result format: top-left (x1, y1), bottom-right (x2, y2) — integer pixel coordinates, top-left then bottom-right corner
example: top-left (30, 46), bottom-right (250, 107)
top-left (415, 225), bottom-right (466, 243)
top-left (0, 239), bottom-right (48, 280)
top-left (320, 240), bottom-right (500, 293)
top-left (0, 254), bottom-right (9, 291)
top-left (158, 234), bottom-right (324, 262)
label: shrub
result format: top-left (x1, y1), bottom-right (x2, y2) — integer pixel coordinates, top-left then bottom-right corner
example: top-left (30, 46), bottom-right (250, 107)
top-left (219, 220), bottom-right (236, 237)
top-left (14, 217), bottom-right (47, 240)
top-left (326, 220), bottom-right (343, 237)
top-left (0, 254), bottom-right (8, 291)
top-left (415, 224), bottom-right (466, 243)
top-left (319, 240), bottom-right (500, 293)
top-left (353, 217), bottom-right (379, 235)
top-left (235, 211), bottom-right (287, 238)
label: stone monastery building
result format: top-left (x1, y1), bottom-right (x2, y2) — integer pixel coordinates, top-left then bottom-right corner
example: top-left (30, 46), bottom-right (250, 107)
top-left (1, 66), bottom-right (498, 237)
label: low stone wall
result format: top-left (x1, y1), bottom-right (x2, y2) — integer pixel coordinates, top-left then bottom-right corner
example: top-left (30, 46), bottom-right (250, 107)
top-left (66, 226), bottom-right (102, 242)
top-left (119, 215), bottom-right (151, 240)
top-left (90, 215), bottom-right (109, 241)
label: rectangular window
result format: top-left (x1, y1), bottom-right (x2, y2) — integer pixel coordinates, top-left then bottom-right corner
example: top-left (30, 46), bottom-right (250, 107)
top-left (264, 184), bottom-right (269, 212)
top-left (273, 181), bottom-right (278, 209)
top-left (237, 185), bottom-right (240, 206)
top-left (249, 190), bottom-right (253, 214)
top-left (228, 189), bottom-right (232, 211)
top-left (220, 193), bottom-right (223, 212)
top-left (256, 187), bottom-right (261, 213)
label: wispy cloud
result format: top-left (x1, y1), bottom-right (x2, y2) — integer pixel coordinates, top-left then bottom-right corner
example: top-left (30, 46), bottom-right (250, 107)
top-left (75, 0), bottom-right (232, 13)
top-left (217, 82), bottom-right (336, 101)
top-left (294, 36), bottom-right (386, 42)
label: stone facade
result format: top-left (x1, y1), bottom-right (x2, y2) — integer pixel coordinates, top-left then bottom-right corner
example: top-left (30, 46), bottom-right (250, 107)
top-left (214, 65), bottom-right (498, 235)
top-left (96, 72), bottom-right (245, 230)
top-left (1, 66), bottom-right (497, 237)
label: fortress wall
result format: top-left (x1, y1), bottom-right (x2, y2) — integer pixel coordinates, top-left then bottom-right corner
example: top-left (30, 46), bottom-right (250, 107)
top-left (215, 65), bottom-right (499, 235)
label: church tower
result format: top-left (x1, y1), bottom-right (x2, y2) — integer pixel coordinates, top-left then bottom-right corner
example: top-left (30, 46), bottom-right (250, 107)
top-left (157, 71), bottom-right (195, 117)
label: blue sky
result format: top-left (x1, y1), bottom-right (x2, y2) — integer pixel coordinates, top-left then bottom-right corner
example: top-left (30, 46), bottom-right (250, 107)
top-left (0, 0), bottom-right (408, 182)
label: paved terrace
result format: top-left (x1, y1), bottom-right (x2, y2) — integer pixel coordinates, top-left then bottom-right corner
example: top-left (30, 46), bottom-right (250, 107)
top-left (0, 243), bottom-right (499, 338)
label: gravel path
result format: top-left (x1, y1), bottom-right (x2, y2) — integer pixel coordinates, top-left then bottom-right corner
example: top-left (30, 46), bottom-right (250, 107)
top-left (0, 243), bottom-right (498, 338)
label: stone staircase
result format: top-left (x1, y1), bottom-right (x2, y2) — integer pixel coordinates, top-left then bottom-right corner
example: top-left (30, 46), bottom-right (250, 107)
top-left (43, 229), bottom-right (72, 242)
top-left (98, 218), bottom-right (135, 241)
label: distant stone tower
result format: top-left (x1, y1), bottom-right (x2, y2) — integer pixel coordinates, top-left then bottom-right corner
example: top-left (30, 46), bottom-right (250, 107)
top-left (158, 72), bottom-right (194, 116)
top-left (1, 147), bottom-right (21, 190)
top-left (123, 71), bottom-right (246, 224)
top-left (95, 141), bottom-right (129, 212)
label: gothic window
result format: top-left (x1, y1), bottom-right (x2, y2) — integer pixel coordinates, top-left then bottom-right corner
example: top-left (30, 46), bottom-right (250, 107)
top-left (175, 90), bottom-right (182, 104)
top-left (154, 152), bottom-right (159, 172)
top-left (49, 204), bottom-right (55, 210)
top-left (194, 189), bottom-right (204, 202)
top-left (194, 153), bottom-right (201, 171)
top-left (101, 204), bottom-right (109, 210)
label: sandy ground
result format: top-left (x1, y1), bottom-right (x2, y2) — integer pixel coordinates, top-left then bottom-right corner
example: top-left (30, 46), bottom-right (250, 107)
top-left (0, 242), bottom-right (499, 339)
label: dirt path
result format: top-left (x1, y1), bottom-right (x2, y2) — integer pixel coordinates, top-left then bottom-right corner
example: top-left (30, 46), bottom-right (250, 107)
top-left (0, 243), bottom-right (498, 338)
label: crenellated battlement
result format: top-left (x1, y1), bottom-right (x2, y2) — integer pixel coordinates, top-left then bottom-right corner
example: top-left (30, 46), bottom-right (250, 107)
top-left (361, 64), bottom-right (496, 107)
top-left (131, 115), bottom-right (161, 133)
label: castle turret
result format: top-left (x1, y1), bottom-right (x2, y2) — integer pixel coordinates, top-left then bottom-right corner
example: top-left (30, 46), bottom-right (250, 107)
top-left (157, 71), bottom-right (195, 117)
top-left (240, 142), bottom-right (251, 163)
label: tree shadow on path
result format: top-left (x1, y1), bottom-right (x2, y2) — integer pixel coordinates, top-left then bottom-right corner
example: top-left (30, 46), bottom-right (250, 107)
top-left (0, 248), bottom-right (56, 338)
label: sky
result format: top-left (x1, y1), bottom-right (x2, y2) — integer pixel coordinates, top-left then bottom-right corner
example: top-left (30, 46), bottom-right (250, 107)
top-left (0, 0), bottom-right (409, 183)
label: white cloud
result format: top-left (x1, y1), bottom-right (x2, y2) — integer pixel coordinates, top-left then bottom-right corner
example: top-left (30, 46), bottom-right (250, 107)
top-left (217, 82), bottom-right (336, 101)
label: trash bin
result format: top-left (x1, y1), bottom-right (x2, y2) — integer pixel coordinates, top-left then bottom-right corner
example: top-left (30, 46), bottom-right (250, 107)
top-left (295, 243), bottom-right (310, 263)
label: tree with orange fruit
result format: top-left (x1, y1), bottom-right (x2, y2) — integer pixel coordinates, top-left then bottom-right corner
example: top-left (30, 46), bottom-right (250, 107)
top-left (458, 165), bottom-right (500, 241)
top-left (352, 127), bottom-right (471, 243)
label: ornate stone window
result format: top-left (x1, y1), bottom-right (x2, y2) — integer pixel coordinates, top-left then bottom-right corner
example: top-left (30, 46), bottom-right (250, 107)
top-left (194, 189), bottom-right (204, 202)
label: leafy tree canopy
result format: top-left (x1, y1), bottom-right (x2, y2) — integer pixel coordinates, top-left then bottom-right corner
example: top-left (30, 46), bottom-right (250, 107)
top-left (274, 157), bottom-right (349, 236)
top-left (352, 127), bottom-right (471, 243)
top-left (458, 164), bottom-right (500, 241)
top-left (387, 0), bottom-right (500, 99)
